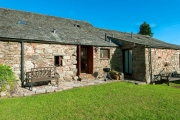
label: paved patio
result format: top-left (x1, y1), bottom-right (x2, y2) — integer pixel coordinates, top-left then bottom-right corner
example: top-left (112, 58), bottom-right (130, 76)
top-left (9, 79), bottom-right (146, 97)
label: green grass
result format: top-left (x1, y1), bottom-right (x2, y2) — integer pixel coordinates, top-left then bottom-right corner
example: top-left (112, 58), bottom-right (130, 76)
top-left (169, 80), bottom-right (180, 88)
top-left (1, 82), bottom-right (180, 120)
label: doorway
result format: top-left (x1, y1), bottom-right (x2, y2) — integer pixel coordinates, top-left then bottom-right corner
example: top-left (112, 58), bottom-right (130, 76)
top-left (81, 47), bottom-right (88, 73)
top-left (123, 49), bottom-right (132, 74)
top-left (77, 45), bottom-right (93, 75)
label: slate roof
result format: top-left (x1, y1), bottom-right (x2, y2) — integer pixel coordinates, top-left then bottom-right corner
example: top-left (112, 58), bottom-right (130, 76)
top-left (0, 8), bottom-right (180, 49)
top-left (0, 8), bottom-right (117, 46)
top-left (97, 29), bottom-right (180, 49)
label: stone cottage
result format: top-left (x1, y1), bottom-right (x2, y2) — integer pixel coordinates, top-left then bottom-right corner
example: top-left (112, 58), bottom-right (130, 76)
top-left (99, 29), bottom-right (180, 83)
top-left (0, 8), bottom-right (180, 86)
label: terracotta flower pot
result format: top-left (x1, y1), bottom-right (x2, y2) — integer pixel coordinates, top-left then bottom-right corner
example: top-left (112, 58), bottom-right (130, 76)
top-left (115, 75), bottom-right (120, 80)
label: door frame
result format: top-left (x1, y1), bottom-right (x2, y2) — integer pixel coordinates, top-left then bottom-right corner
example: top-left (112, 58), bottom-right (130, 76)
top-left (123, 49), bottom-right (133, 75)
top-left (77, 45), bottom-right (93, 75)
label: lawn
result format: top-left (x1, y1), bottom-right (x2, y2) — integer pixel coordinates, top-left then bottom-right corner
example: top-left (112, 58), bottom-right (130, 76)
top-left (0, 81), bottom-right (180, 120)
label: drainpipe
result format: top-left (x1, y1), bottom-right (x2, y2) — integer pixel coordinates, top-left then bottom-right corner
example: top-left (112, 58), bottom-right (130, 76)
top-left (149, 48), bottom-right (152, 83)
top-left (21, 40), bottom-right (24, 87)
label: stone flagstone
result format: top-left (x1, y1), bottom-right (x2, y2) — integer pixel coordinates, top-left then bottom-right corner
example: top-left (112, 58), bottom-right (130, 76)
top-left (1, 78), bottom-right (146, 98)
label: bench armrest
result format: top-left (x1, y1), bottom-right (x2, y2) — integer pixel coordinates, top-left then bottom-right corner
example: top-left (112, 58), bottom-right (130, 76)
top-left (160, 72), bottom-right (172, 80)
top-left (54, 72), bottom-right (60, 78)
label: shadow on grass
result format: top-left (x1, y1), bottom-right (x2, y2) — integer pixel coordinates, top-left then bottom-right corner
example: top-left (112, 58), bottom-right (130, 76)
top-left (170, 80), bottom-right (180, 89)
top-left (153, 81), bottom-right (163, 85)
top-left (171, 80), bottom-right (180, 84)
top-left (153, 80), bottom-right (180, 88)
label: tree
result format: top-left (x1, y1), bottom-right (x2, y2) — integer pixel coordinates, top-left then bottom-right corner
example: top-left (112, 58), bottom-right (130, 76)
top-left (138, 22), bottom-right (153, 37)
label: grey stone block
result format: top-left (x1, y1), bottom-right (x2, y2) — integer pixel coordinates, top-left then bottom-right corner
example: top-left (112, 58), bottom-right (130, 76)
top-left (23, 92), bottom-right (35, 96)
top-left (0, 91), bottom-right (7, 97)
top-left (35, 89), bottom-right (46, 94)
top-left (46, 88), bottom-right (55, 93)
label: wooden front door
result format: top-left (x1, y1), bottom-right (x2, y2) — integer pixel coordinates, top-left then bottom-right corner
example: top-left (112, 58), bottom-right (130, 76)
top-left (77, 45), bottom-right (93, 75)
top-left (123, 49), bottom-right (132, 74)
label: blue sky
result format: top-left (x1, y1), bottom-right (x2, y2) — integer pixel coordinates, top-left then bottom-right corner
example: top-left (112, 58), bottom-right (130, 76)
top-left (1, 0), bottom-right (180, 45)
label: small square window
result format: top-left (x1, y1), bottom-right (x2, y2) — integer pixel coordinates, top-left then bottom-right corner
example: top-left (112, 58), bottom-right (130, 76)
top-left (54, 56), bottom-right (63, 66)
top-left (100, 49), bottom-right (110, 59)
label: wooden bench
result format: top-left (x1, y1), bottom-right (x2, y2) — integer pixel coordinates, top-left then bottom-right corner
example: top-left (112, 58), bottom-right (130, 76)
top-left (160, 72), bottom-right (180, 86)
top-left (26, 67), bottom-right (59, 90)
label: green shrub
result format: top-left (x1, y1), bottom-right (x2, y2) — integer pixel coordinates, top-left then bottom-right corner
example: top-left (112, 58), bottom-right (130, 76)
top-left (109, 70), bottom-right (120, 79)
top-left (0, 64), bottom-right (16, 91)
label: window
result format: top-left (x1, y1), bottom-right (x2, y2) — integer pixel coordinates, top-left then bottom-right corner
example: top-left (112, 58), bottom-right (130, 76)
top-left (18, 20), bottom-right (27, 25)
top-left (100, 49), bottom-right (110, 59)
top-left (54, 56), bottom-right (63, 66)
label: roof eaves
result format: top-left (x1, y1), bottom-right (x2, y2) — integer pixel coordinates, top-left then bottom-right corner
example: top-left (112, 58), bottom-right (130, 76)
top-left (108, 36), bottom-right (180, 50)
top-left (0, 36), bottom-right (119, 47)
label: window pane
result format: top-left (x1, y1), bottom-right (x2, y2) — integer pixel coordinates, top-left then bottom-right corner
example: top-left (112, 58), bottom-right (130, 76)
top-left (54, 56), bottom-right (62, 66)
top-left (100, 49), bottom-right (109, 58)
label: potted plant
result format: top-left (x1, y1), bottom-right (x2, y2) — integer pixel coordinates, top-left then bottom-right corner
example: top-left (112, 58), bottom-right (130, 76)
top-left (109, 70), bottom-right (120, 80)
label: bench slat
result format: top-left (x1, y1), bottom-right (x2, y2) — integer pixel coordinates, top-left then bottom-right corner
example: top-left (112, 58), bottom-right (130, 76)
top-left (26, 67), bottom-right (59, 90)
top-left (31, 77), bottom-right (58, 82)
top-left (169, 77), bottom-right (180, 81)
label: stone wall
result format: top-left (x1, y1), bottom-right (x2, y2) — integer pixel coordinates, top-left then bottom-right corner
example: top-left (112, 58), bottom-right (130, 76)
top-left (0, 41), bottom-right (77, 82)
top-left (145, 48), bottom-right (180, 83)
top-left (93, 47), bottom-right (122, 78)
top-left (0, 40), bottom-right (122, 83)
top-left (0, 41), bottom-right (21, 79)
top-left (4, 40), bottom-right (178, 84)
top-left (132, 44), bottom-right (146, 81)
top-left (121, 41), bottom-right (146, 81)
top-left (24, 43), bottom-right (77, 82)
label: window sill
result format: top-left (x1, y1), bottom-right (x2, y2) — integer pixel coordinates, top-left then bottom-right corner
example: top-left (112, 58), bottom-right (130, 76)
top-left (100, 58), bottom-right (110, 60)
top-left (55, 65), bottom-right (62, 67)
